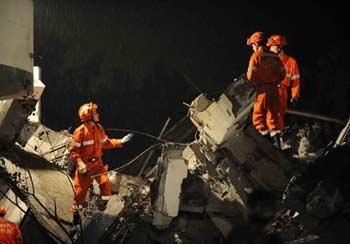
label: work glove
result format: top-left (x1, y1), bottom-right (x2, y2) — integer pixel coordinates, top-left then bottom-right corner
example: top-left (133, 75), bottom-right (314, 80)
top-left (290, 96), bottom-right (299, 104)
top-left (121, 133), bottom-right (134, 144)
top-left (78, 161), bottom-right (87, 176)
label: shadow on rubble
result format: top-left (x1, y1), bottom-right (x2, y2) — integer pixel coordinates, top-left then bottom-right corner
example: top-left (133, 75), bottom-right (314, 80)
top-left (0, 141), bottom-right (57, 170)
top-left (265, 145), bottom-right (350, 244)
top-left (222, 145), bottom-right (350, 244)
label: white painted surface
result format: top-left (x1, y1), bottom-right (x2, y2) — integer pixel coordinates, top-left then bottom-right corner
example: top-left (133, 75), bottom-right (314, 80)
top-left (190, 94), bottom-right (237, 151)
top-left (0, 0), bottom-right (33, 71)
top-left (163, 158), bottom-right (188, 216)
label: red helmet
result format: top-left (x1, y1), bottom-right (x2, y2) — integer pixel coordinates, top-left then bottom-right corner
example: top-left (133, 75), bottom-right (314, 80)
top-left (0, 205), bottom-right (6, 215)
top-left (78, 102), bottom-right (98, 122)
top-left (246, 31), bottom-right (265, 46)
top-left (267, 34), bottom-right (288, 47)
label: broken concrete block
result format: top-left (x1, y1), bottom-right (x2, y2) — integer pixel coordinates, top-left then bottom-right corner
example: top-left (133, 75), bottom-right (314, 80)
top-left (27, 67), bottom-right (46, 124)
top-left (0, 65), bottom-right (33, 100)
top-left (108, 171), bottom-right (148, 196)
top-left (188, 76), bottom-right (255, 153)
top-left (16, 123), bottom-right (71, 166)
top-left (180, 175), bottom-right (210, 214)
top-left (0, 99), bottom-right (36, 142)
top-left (0, 180), bottom-right (28, 224)
top-left (189, 93), bottom-right (237, 152)
top-left (222, 126), bottom-right (293, 193)
top-left (182, 143), bottom-right (208, 173)
top-left (152, 145), bottom-right (188, 228)
top-left (152, 211), bottom-right (173, 229)
top-left (0, 0), bottom-right (33, 100)
top-left (207, 213), bottom-right (233, 239)
top-left (79, 195), bottom-right (125, 244)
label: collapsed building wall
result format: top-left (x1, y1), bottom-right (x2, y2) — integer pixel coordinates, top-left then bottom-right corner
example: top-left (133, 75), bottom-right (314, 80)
top-left (0, 0), bottom-right (34, 100)
top-left (0, 144), bottom-right (74, 243)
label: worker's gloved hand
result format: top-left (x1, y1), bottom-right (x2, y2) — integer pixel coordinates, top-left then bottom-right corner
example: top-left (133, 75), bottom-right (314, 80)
top-left (78, 161), bottom-right (87, 176)
top-left (121, 133), bottom-right (134, 144)
top-left (290, 96), bottom-right (299, 103)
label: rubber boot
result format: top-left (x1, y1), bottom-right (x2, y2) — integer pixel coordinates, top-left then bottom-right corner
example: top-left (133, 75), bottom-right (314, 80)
top-left (70, 212), bottom-right (82, 238)
top-left (97, 199), bottom-right (109, 211)
top-left (272, 134), bottom-right (282, 150)
top-left (72, 212), bottom-right (81, 226)
top-left (262, 133), bottom-right (273, 144)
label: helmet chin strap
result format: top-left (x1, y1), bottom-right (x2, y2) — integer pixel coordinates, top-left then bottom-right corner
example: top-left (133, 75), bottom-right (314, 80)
top-left (83, 117), bottom-right (96, 123)
top-left (277, 46), bottom-right (285, 55)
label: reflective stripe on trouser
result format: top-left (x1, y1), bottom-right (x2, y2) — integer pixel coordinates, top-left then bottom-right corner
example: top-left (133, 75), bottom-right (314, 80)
top-left (70, 204), bottom-right (83, 212)
top-left (252, 85), bottom-right (280, 134)
top-left (278, 86), bottom-right (288, 132)
top-left (73, 161), bottom-right (112, 206)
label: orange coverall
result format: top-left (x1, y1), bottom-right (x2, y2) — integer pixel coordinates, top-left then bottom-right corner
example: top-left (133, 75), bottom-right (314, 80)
top-left (0, 217), bottom-right (23, 244)
top-left (247, 47), bottom-right (285, 135)
top-left (278, 53), bottom-right (300, 131)
top-left (70, 122), bottom-right (123, 210)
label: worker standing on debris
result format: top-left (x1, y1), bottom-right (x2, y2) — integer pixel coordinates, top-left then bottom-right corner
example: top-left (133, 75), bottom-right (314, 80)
top-left (246, 31), bottom-right (285, 149)
top-left (267, 34), bottom-right (301, 134)
top-left (69, 102), bottom-right (134, 213)
top-left (0, 205), bottom-right (23, 244)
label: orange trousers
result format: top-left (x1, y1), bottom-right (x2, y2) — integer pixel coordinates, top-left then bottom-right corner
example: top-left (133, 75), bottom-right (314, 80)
top-left (0, 218), bottom-right (23, 244)
top-left (252, 84), bottom-right (280, 134)
top-left (278, 85), bottom-right (288, 132)
top-left (72, 160), bottom-right (111, 208)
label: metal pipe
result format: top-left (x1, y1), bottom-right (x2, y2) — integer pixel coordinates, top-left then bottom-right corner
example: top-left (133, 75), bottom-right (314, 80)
top-left (286, 109), bottom-right (346, 125)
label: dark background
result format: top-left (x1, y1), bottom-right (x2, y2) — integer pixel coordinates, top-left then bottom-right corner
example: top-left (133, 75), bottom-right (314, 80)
top-left (33, 0), bottom-right (349, 166)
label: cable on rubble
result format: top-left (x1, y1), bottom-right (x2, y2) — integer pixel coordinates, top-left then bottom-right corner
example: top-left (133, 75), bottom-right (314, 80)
top-left (90, 142), bottom-right (162, 179)
top-left (105, 128), bottom-right (192, 146)
top-left (90, 128), bottom-right (196, 179)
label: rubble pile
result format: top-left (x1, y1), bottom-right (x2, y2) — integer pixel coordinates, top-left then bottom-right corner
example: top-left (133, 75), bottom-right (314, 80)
top-left (2, 1), bottom-right (350, 243)
top-left (265, 145), bottom-right (350, 244)
top-left (1, 65), bottom-right (349, 244)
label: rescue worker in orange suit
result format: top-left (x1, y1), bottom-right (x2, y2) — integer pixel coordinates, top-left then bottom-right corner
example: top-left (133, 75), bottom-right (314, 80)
top-left (246, 31), bottom-right (285, 149)
top-left (267, 34), bottom-right (300, 135)
top-left (69, 102), bottom-right (133, 215)
top-left (0, 205), bottom-right (24, 244)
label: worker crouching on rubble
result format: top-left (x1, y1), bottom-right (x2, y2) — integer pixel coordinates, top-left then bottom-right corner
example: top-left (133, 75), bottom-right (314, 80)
top-left (0, 205), bottom-right (23, 244)
top-left (246, 31), bottom-right (285, 149)
top-left (69, 102), bottom-right (133, 214)
top-left (267, 34), bottom-right (301, 135)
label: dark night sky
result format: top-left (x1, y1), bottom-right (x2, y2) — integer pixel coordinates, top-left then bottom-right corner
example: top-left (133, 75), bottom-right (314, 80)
top-left (34, 0), bottom-right (348, 165)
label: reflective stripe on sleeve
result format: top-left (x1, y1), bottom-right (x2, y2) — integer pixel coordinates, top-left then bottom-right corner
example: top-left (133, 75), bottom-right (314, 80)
top-left (248, 66), bottom-right (257, 72)
top-left (82, 140), bottom-right (94, 146)
top-left (71, 204), bottom-right (83, 210)
top-left (261, 53), bottom-right (278, 58)
top-left (72, 142), bottom-right (81, 147)
top-left (291, 74), bottom-right (300, 80)
top-left (101, 195), bottom-right (112, 200)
